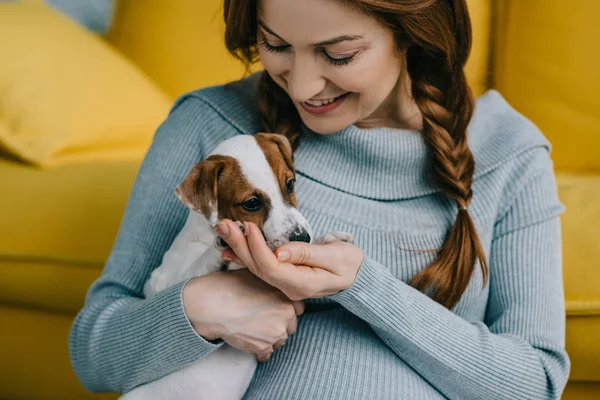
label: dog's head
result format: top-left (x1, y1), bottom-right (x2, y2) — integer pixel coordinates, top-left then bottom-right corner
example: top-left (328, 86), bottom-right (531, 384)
top-left (175, 133), bottom-right (312, 249)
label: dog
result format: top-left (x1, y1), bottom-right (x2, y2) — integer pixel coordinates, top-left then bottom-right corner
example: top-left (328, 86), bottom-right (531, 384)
top-left (120, 133), bottom-right (353, 400)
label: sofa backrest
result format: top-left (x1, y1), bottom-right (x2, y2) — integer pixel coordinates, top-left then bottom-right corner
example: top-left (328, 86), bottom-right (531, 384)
top-left (492, 0), bottom-right (600, 172)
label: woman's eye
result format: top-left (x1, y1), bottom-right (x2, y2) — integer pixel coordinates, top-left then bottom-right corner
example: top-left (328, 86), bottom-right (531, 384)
top-left (260, 39), bottom-right (290, 54)
top-left (286, 178), bottom-right (295, 194)
top-left (242, 197), bottom-right (262, 212)
top-left (322, 50), bottom-right (357, 67)
top-left (260, 38), bottom-right (357, 67)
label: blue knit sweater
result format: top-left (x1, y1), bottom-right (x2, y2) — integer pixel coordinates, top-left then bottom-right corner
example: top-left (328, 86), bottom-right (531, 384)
top-left (69, 73), bottom-right (570, 399)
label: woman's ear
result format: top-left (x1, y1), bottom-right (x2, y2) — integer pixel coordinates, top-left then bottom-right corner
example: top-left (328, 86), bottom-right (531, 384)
top-left (175, 156), bottom-right (227, 225)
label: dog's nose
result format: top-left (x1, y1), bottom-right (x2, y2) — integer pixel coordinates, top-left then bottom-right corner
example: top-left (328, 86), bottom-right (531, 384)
top-left (289, 229), bottom-right (311, 243)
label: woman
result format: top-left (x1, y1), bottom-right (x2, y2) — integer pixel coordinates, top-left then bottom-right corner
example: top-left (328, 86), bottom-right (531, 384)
top-left (69, 0), bottom-right (571, 398)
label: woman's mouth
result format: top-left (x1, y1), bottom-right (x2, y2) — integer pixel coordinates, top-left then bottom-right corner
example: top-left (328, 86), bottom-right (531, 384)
top-left (300, 93), bottom-right (349, 115)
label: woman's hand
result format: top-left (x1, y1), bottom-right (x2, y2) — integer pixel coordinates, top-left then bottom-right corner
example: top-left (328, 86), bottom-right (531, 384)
top-left (182, 268), bottom-right (305, 362)
top-left (215, 220), bottom-right (364, 301)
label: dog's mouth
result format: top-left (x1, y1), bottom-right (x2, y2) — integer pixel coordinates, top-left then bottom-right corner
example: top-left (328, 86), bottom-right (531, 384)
top-left (266, 239), bottom-right (285, 252)
top-left (216, 228), bottom-right (281, 252)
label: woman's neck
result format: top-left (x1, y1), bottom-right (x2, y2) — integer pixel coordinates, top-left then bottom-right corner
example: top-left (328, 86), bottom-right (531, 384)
top-left (354, 67), bottom-right (423, 131)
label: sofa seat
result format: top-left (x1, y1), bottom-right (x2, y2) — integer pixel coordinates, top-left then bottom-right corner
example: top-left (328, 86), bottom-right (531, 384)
top-left (0, 157), bottom-right (142, 314)
top-left (0, 305), bottom-right (119, 400)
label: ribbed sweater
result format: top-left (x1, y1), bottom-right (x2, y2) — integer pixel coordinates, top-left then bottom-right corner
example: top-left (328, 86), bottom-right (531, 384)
top-left (68, 73), bottom-right (570, 400)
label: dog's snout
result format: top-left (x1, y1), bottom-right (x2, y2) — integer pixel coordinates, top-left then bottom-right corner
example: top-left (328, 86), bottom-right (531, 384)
top-left (289, 229), bottom-right (311, 243)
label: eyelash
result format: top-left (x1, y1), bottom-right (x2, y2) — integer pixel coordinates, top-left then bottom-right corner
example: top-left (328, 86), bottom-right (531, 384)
top-left (259, 39), bottom-right (357, 66)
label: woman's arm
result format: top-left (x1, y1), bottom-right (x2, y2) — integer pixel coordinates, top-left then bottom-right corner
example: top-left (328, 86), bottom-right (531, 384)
top-left (326, 151), bottom-right (571, 400)
top-left (68, 97), bottom-right (231, 393)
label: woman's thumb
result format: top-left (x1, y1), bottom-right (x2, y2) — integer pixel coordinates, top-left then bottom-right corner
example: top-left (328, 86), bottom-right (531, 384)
top-left (275, 242), bottom-right (330, 268)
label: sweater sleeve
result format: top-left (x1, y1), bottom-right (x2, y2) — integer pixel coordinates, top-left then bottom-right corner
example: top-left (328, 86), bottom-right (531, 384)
top-left (327, 152), bottom-right (571, 400)
top-left (68, 97), bottom-right (235, 393)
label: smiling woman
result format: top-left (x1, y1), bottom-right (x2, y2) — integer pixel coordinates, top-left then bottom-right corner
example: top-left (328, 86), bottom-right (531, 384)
top-left (68, 0), bottom-right (570, 399)
top-left (254, 0), bottom-right (419, 134)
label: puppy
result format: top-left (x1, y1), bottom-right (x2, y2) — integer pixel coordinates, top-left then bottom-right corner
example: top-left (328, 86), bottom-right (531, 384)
top-left (121, 133), bottom-right (353, 400)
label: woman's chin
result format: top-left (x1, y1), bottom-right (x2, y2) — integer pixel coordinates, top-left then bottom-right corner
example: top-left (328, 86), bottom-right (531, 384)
top-left (299, 113), bottom-right (354, 135)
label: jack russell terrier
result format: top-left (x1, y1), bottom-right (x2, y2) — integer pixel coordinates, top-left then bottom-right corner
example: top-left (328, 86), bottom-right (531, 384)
top-left (121, 133), bottom-right (353, 400)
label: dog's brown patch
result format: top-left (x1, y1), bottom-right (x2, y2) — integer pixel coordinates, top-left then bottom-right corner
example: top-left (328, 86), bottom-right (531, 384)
top-left (254, 133), bottom-right (298, 208)
top-left (176, 154), bottom-right (271, 229)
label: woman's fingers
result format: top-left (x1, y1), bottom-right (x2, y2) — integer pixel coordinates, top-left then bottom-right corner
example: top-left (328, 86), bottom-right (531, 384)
top-left (275, 241), bottom-right (340, 271)
top-left (256, 347), bottom-right (274, 363)
top-left (273, 337), bottom-right (287, 350)
top-left (246, 222), bottom-right (306, 286)
top-left (244, 222), bottom-right (280, 279)
top-left (215, 220), bottom-right (256, 269)
top-left (221, 249), bottom-right (244, 266)
top-left (292, 300), bottom-right (305, 316)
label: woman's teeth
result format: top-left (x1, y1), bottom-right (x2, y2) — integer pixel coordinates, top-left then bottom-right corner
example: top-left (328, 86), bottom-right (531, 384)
top-left (305, 96), bottom-right (340, 106)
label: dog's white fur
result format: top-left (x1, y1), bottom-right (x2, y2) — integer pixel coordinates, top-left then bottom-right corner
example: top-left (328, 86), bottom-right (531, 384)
top-left (120, 135), bottom-right (352, 400)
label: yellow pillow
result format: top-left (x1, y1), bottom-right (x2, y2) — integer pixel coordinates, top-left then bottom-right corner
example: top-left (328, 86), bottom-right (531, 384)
top-left (0, 1), bottom-right (172, 168)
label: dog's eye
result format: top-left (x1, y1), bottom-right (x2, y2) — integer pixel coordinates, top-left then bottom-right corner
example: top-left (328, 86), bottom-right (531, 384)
top-left (242, 197), bottom-right (262, 212)
top-left (286, 178), bottom-right (295, 194)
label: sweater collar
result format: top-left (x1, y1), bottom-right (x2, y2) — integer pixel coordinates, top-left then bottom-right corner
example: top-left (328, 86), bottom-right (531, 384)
top-left (292, 90), bottom-right (552, 201)
top-left (294, 124), bottom-right (436, 200)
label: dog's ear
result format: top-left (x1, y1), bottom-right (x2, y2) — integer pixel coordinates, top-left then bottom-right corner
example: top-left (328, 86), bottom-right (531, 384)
top-left (175, 156), bottom-right (226, 225)
top-left (255, 133), bottom-right (294, 168)
top-left (270, 133), bottom-right (293, 159)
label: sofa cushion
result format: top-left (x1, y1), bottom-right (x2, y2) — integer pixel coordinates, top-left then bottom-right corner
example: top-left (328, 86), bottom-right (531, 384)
top-left (566, 315), bottom-right (600, 382)
top-left (0, 157), bottom-right (140, 312)
top-left (557, 172), bottom-right (600, 382)
top-left (0, 0), bottom-right (171, 167)
top-left (0, 305), bottom-right (119, 399)
top-left (557, 173), bottom-right (600, 316)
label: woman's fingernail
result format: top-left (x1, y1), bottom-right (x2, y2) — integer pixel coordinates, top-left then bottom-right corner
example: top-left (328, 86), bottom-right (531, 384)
top-left (221, 249), bottom-right (231, 259)
top-left (278, 250), bottom-right (291, 262)
top-left (243, 222), bottom-right (250, 236)
top-left (215, 223), bottom-right (229, 238)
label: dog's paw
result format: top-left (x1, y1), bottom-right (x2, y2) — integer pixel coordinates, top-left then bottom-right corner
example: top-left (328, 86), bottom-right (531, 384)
top-left (313, 231), bottom-right (355, 245)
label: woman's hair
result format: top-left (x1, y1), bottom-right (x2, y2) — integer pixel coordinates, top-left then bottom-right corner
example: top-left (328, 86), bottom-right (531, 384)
top-left (223, 0), bottom-right (488, 309)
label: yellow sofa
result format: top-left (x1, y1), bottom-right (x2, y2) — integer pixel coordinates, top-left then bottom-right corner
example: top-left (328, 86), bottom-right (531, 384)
top-left (0, 0), bottom-right (598, 399)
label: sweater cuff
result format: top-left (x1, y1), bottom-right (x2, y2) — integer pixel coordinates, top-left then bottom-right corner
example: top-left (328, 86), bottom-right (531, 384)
top-left (150, 279), bottom-right (225, 355)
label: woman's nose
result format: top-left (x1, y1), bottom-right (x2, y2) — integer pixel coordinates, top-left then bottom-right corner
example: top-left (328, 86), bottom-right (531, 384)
top-left (286, 57), bottom-right (325, 103)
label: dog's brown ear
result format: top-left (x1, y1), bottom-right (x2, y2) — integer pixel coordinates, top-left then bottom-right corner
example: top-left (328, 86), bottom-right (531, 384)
top-left (255, 133), bottom-right (294, 169)
top-left (175, 156), bottom-right (226, 224)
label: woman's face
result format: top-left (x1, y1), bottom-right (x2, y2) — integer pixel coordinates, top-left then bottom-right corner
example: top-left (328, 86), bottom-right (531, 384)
top-left (257, 0), bottom-right (408, 134)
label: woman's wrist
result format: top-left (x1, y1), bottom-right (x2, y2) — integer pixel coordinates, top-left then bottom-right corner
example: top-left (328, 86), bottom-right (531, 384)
top-left (182, 275), bottom-right (223, 341)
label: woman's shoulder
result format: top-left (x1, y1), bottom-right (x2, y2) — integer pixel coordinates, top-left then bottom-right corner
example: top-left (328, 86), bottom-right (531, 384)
top-left (470, 89), bottom-right (555, 180)
top-left (150, 73), bottom-right (263, 160)
top-left (170, 72), bottom-right (263, 137)
top-left (469, 90), bottom-right (564, 226)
